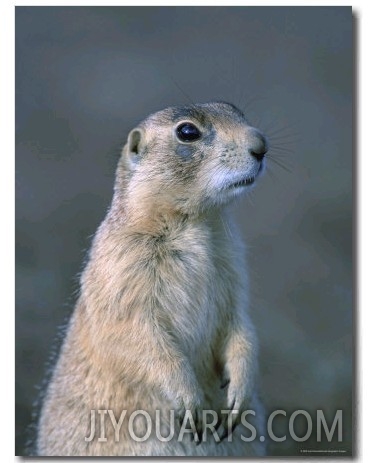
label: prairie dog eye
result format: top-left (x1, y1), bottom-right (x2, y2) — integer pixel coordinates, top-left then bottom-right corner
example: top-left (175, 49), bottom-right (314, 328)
top-left (176, 123), bottom-right (201, 142)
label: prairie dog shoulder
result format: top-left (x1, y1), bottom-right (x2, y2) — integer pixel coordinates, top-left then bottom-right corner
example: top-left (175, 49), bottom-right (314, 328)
top-left (37, 102), bottom-right (268, 457)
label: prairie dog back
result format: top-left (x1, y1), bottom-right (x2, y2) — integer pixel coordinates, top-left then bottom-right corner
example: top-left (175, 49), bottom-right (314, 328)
top-left (37, 102), bottom-right (268, 456)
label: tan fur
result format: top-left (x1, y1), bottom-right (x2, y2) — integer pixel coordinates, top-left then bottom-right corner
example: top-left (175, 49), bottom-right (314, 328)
top-left (37, 102), bottom-right (267, 456)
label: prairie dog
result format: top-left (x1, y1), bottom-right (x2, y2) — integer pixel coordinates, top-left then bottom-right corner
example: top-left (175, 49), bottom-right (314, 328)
top-left (37, 102), bottom-right (268, 456)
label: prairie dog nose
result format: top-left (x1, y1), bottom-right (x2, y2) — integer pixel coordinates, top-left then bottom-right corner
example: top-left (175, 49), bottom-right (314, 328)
top-left (247, 128), bottom-right (268, 162)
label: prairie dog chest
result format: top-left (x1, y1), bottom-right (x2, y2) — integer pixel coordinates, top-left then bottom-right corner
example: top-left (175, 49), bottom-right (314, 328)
top-left (147, 217), bottom-right (240, 348)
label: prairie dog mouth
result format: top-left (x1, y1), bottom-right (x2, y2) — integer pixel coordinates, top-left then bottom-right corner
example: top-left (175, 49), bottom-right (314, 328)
top-left (230, 176), bottom-right (256, 188)
top-left (228, 161), bottom-right (264, 189)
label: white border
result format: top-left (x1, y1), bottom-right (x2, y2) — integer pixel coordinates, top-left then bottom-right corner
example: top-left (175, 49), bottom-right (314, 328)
top-left (1, 0), bottom-right (15, 461)
top-left (6, 2), bottom-right (365, 462)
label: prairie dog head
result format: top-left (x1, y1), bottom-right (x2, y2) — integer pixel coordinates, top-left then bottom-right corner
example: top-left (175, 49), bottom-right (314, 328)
top-left (118, 102), bottom-right (268, 217)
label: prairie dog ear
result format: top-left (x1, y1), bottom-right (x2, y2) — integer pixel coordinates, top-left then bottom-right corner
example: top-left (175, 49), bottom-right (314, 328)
top-left (122, 128), bottom-right (145, 170)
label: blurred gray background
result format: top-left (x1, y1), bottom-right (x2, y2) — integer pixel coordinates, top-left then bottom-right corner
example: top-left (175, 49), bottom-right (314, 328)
top-left (15, 6), bottom-right (353, 456)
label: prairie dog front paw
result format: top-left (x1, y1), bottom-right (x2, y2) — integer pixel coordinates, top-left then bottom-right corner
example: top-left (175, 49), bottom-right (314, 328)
top-left (162, 376), bottom-right (205, 442)
top-left (219, 361), bottom-right (255, 440)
